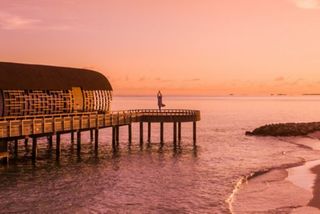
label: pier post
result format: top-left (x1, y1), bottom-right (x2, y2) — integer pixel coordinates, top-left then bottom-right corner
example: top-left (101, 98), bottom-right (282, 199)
top-left (112, 126), bottom-right (116, 149)
top-left (160, 122), bottom-right (164, 144)
top-left (0, 140), bottom-right (8, 164)
top-left (140, 122), bottom-right (144, 145)
top-left (116, 126), bottom-right (120, 146)
top-left (77, 131), bottom-right (81, 151)
top-left (94, 129), bottom-right (99, 150)
top-left (90, 129), bottom-right (94, 142)
top-left (32, 137), bottom-right (37, 161)
top-left (148, 122), bottom-right (151, 143)
top-left (193, 122), bottom-right (197, 146)
top-left (48, 135), bottom-right (53, 148)
top-left (173, 122), bottom-right (177, 144)
top-left (14, 139), bottom-right (18, 157)
top-left (128, 124), bottom-right (132, 144)
top-left (56, 133), bottom-right (61, 156)
top-left (24, 138), bottom-right (29, 153)
top-left (178, 122), bottom-right (181, 142)
top-left (71, 132), bottom-right (74, 143)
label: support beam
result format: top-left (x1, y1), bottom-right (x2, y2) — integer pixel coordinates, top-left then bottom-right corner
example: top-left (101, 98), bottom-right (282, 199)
top-left (94, 129), bottom-right (99, 150)
top-left (32, 137), bottom-right (37, 161)
top-left (173, 122), bottom-right (177, 144)
top-left (193, 122), bottom-right (197, 146)
top-left (148, 122), bottom-right (151, 143)
top-left (178, 122), bottom-right (182, 142)
top-left (128, 124), bottom-right (132, 144)
top-left (140, 122), bottom-right (144, 145)
top-left (160, 122), bottom-right (164, 144)
top-left (56, 133), bottom-right (61, 157)
top-left (77, 131), bottom-right (81, 151)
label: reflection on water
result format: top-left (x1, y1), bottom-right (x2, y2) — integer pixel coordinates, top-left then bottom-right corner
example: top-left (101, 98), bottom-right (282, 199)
top-left (1, 96), bottom-right (320, 213)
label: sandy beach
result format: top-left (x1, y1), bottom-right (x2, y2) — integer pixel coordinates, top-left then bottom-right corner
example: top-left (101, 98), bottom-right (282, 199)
top-left (232, 134), bottom-right (320, 213)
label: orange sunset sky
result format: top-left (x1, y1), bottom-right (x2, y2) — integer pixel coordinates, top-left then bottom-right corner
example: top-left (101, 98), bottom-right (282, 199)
top-left (1, 0), bottom-right (320, 96)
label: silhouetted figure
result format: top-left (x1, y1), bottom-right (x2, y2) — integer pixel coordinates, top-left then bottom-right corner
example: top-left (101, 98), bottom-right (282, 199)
top-left (157, 91), bottom-right (165, 111)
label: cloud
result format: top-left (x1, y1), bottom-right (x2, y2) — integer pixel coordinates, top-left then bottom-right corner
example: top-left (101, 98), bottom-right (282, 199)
top-left (0, 12), bottom-right (41, 30)
top-left (274, 76), bottom-right (285, 82)
top-left (0, 11), bottom-right (71, 31)
top-left (290, 0), bottom-right (320, 9)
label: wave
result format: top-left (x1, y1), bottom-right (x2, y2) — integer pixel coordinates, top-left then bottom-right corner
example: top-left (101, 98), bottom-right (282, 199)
top-left (226, 159), bottom-right (307, 213)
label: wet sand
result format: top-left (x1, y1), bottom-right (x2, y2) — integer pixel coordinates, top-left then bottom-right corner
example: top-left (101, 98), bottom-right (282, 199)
top-left (232, 135), bottom-right (320, 213)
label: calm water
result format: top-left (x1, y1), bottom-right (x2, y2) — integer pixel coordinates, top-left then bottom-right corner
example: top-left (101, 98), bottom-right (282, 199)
top-left (1, 96), bottom-right (320, 213)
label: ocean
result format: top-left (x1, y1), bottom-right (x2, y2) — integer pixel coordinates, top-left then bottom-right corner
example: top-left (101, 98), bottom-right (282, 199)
top-left (0, 96), bottom-right (320, 213)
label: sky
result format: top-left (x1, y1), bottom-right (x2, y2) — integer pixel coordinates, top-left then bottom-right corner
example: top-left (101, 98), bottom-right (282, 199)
top-left (1, 0), bottom-right (320, 96)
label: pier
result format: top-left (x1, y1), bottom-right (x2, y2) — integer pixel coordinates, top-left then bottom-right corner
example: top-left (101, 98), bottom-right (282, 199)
top-left (0, 62), bottom-right (200, 164)
top-left (0, 109), bottom-right (200, 163)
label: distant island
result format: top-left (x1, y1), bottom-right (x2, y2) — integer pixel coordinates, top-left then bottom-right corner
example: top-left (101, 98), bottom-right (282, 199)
top-left (303, 94), bottom-right (320, 96)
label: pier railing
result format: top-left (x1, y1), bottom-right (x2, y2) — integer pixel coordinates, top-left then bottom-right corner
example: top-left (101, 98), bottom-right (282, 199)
top-left (0, 109), bottom-right (200, 139)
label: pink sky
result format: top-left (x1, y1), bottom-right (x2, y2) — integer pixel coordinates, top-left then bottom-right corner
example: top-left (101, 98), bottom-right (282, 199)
top-left (1, 0), bottom-right (320, 96)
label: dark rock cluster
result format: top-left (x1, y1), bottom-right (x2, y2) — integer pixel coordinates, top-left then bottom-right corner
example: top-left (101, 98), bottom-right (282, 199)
top-left (246, 122), bottom-right (320, 136)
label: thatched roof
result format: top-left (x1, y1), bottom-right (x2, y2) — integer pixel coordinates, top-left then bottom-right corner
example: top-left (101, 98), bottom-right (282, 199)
top-left (0, 62), bottom-right (112, 90)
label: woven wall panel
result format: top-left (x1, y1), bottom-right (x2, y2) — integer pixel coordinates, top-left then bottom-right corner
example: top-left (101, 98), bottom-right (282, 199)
top-left (1, 89), bottom-right (112, 116)
top-left (2, 90), bottom-right (73, 116)
top-left (83, 90), bottom-right (111, 112)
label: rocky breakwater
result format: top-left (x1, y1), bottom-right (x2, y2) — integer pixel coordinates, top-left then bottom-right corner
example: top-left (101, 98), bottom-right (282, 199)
top-left (246, 122), bottom-right (320, 136)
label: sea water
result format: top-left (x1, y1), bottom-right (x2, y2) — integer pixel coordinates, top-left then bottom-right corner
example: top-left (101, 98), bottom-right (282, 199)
top-left (0, 96), bottom-right (320, 213)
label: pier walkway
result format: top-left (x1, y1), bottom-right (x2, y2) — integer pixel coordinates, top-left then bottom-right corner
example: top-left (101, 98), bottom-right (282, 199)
top-left (0, 109), bottom-right (200, 163)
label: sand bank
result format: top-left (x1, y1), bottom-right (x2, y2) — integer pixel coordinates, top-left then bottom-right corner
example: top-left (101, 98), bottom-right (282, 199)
top-left (232, 135), bottom-right (320, 213)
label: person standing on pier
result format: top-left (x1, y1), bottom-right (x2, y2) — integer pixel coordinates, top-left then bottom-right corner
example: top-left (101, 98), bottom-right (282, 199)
top-left (157, 91), bottom-right (165, 111)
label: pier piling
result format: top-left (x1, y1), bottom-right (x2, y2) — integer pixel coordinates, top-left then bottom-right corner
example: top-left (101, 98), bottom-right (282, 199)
top-left (160, 122), bottom-right (164, 144)
top-left (193, 122), bottom-right (197, 146)
top-left (48, 135), bottom-right (53, 148)
top-left (173, 122), bottom-right (177, 144)
top-left (95, 129), bottom-right (99, 150)
top-left (112, 127), bottom-right (116, 149)
top-left (128, 124), bottom-right (132, 144)
top-left (56, 133), bottom-right (61, 156)
top-left (178, 122), bottom-right (181, 142)
top-left (14, 139), bottom-right (18, 157)
top-left (148, 122), bottom-right (151, 143)
top-left (71, 132), bottom-right (74, 143)
top-left (90, 130), bottom-right (94, 142)
top-left (32, 137), bottom-right (37, 161)
top-left (140, 122), bottom-right (144, 145)
top-left (77, 131), bottom-right (81, 151)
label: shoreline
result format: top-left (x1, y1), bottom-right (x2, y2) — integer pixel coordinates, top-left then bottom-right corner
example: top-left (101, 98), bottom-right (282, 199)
top-left (230, 134), bottom-right (320, 213)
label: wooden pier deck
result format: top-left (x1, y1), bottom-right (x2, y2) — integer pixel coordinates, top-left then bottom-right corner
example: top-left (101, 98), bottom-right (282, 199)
top-left (0, 109), bottom-right (200, 163)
